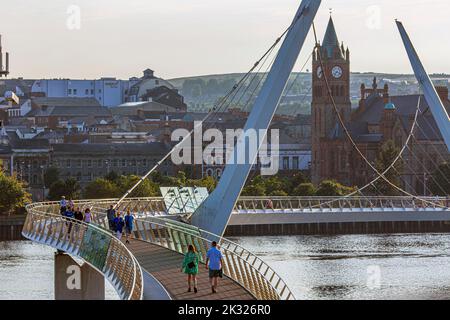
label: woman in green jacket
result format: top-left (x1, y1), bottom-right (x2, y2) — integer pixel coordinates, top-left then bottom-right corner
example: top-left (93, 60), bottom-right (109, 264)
top-left (181, 244), bottom-right (199, 293)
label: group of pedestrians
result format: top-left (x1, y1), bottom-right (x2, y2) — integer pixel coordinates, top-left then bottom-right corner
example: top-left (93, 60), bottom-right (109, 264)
top-left (107, 205), bottom-right (134, 244)
top-left (60, 197), bottom-right (224, 294)
top-left (181, 241), bottom-right (224, 294)
top-left (59, 196), bottom-right (92, 237)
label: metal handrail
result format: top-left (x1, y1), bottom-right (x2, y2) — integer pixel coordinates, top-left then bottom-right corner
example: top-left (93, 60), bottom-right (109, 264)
top-left (22, 202), bottom-right (143, 300)
top-left (26, 196), bottom-right (448, 217)
top-left (123, 215), bottom-right (295, 300)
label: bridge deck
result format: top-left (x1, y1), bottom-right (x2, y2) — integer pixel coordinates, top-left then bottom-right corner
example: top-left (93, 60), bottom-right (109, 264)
top-left (126, 239), bottom-right (255, 300)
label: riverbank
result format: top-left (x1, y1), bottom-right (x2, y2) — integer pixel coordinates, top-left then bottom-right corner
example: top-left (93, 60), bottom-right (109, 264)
top-left (0, 215), bottom-right (26, 241)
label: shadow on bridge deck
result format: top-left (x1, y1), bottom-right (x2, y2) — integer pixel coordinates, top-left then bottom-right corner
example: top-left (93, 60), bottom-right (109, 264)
top-left (127, 239), bottom-right (255, 300)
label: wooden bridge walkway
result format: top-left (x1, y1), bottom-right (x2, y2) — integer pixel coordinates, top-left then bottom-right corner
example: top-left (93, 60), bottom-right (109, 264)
top-left (126, 239), bottom-right (255, 300)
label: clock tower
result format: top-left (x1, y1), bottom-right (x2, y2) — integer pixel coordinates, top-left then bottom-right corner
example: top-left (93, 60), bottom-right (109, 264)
top-left (311, 16), bottom-right (351, 185)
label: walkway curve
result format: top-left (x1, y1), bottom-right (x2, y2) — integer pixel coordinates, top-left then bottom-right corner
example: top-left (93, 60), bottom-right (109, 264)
top-left (23, 199), bottom-right (295, 300)
top-left (22, 202), bottom-right (143, 300)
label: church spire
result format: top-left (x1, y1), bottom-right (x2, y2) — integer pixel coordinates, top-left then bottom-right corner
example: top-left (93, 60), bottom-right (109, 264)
top-left (321, 16), bottom-right (344, 59)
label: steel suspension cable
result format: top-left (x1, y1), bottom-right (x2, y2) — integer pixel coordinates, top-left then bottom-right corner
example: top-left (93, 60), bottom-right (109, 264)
top-left (311, 21), bottom-right (445, 209)
top-left (114, 12), bottom-right (308, 209)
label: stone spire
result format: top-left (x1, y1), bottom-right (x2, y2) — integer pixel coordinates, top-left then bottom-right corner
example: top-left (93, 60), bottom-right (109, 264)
top-left (321, 16), bottom-right (344, 59)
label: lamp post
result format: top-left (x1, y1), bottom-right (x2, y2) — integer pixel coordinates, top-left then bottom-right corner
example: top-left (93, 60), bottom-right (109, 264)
top-left (105, 160), bottom-right (110, 176)
top-left (40, 165), bottom-right (46, 201)
top-left (423, 172), bottom-right (428, 197)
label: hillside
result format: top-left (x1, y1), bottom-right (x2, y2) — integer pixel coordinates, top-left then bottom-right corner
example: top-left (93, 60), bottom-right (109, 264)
top-left (169, 72), bottom-right (450, 115)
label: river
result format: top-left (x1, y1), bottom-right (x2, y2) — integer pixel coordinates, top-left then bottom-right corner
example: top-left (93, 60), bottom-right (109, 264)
top-left (2, 234), bottom-right (450, 300)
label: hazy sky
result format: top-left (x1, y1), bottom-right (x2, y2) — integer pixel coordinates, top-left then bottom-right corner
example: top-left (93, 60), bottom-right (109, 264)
top-left (1, 0), bottom-right (449, 80)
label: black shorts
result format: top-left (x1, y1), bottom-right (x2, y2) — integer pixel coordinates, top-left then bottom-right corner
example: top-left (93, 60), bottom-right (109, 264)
top-left (209, 269), bottom-right (223, 278)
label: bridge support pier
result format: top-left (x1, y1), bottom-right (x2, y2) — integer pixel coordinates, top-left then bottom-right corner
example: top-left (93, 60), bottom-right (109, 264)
top-left (54, 252), bottom-right (105, 300)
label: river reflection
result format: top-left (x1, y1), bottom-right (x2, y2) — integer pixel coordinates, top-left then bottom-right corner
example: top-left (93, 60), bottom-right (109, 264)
top-left (229, 234), bottom-right (450, 300)
top-left (2, 234), bottom-right (450, 300)
top-left (0, 241), bottom-right (119, 300)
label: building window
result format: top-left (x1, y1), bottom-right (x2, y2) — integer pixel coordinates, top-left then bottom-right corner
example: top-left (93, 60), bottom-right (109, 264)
top-left (68, 89), bottom-right (72, 95)
top-left (293, 157), bottom-right (299, 170)
top-left (76, 160), bottom-right (82, 168)
top-left (87, 160), bottom-right (92, 168)
top-left (283, 157), bottom-right (289, 170)
top-left (73, 89), bottom-right (77, 95)
top-left (122, 159), bottom-right (126, 167)
top-left (91, 89), bottom-right (94, 95)
top-left (85, 89), bottom-right (89, 95)
top-left (66, 160), bottom-right (71, 168)
top-left (340, 151), bottom-right (347, 170)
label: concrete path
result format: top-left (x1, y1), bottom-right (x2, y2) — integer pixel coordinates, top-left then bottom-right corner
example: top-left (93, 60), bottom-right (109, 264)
top-left (126, 239), bottom-right (255, 300)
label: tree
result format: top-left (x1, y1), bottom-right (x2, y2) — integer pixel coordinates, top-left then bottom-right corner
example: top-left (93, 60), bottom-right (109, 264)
top-left (104, 170), bottom-right (119, 183)
top-left (84, 178), bottom-right (121, 199)
top-left (48, 178), bottom-right (81, 201)
top-left (187, 176), bottom-right (217, 192)
top-left (264, 177), bottom-right (285, 196)
top-left (270, 190), bottom-right (288, 197)
top-left (117, 175), bottom-right (159, 197)
top-left (429, 162), bottom-right (450, 196)
top-left (241, 183), bottom-right (266, 196)
top-left (293, 183), bottom-right (316, 196)
top-left (286, 172), bottom-right (308, 194)
top-left (316, 180), bottom-right (354, 197)
top-left (241, 176), bottom-right (266, 196)
top-left (374, 140), bottom-right (403, 196)
top-left (176, 171), bottom-right (187, 187)
top-left (0, 172), bottom-right (31, 215)
top-left (43, 167), bottom-right (60, 188)
top-left (151, 171), bottom-right (177, 187)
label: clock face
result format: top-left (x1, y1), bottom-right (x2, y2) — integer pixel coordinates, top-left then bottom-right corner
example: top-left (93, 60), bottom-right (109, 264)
top-left (332, 66), bottom-right (343, 78)
top-left (316, 66), bottom-right (323, 79)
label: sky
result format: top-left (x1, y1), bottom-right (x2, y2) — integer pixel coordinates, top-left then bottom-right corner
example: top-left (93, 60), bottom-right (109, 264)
top-left (1, 0), bottom-right (449, 80)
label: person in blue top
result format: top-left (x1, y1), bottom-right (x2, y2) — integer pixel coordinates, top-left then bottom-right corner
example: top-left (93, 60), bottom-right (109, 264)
top-left (60, 196), bottom-right (67, 215)
top-left (106, 205), bottom-right (116, 231)
top-left (113, 212), bottom-right (125, 240)
top-left (205, 241), bottom-right (224, 294)
top-left (64, 206), bottom-right (75, 238)
top-left (124, 209), bottom-right (134, 244)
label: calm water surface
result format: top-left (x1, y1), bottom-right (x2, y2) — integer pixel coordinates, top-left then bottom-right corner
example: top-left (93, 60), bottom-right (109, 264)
top-left (230, 233), bottom-right (450, 300)
top-left (0, 241), bottom-right (118, 300)
top-left (2, 234), bottom-right (450, 300)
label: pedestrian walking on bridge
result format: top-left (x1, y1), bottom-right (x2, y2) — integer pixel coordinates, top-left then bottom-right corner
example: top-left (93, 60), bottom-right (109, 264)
top-left (107, 205), bottom-right (116, 231)
top-left (206, 241), bottom-right (224, 294)
top-left (182, 244), bottom-right (199, 293)
top-left (124, 209), bottom-right (134, 244)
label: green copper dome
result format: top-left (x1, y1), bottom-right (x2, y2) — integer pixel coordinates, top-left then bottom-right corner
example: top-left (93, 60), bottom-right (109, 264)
top-left (385, 102), bottom-right (396, 110)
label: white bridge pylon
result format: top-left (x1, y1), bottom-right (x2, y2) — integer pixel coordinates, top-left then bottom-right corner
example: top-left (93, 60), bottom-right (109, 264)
top-left (396, 20), bottom-right (450, 152)
top-left (191, 0), bottom-right (322, 237)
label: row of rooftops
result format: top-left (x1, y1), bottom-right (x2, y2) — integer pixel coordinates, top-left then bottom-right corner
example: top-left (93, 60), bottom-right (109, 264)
top-left (334, 80), bottom-right (450, 143)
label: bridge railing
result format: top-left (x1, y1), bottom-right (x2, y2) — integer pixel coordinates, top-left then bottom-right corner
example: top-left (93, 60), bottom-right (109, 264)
top-left (61, 196), bottom-right (448, 217)
top-left (235, 196), bottom-right (449, 212)
top-left (122, 215), bottom-right (295, 300)
top-left (22, 202), bottom-right (143, 300)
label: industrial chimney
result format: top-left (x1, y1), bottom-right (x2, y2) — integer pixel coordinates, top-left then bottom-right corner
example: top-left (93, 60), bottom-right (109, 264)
top-left (0, 35), bottom-right (10, 78)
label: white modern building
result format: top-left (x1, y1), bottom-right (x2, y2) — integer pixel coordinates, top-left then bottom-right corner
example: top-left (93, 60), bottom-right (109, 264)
top-left (31, 69), bottom-right (175, 107)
